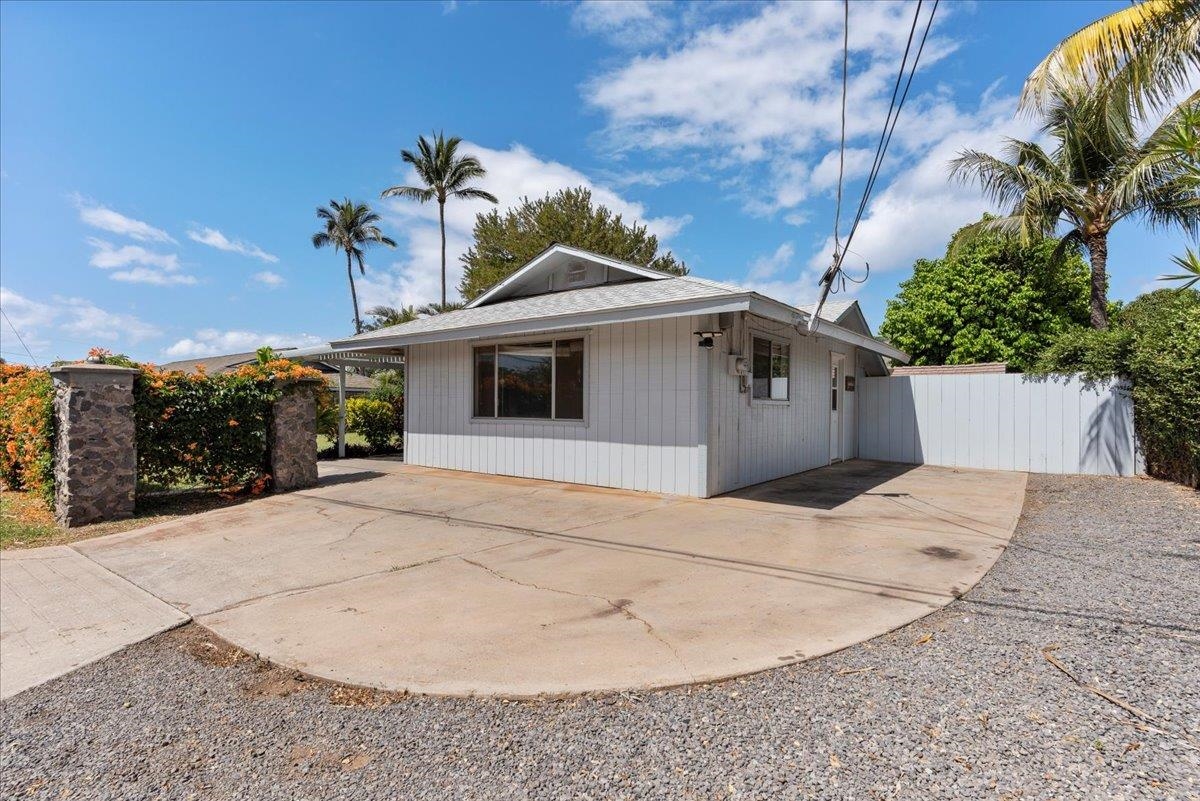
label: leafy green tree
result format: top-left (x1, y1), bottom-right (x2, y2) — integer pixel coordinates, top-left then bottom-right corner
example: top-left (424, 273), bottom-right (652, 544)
top-left (381, 133), bottom-right (498, 307)
top-left (312, 199), bottom-right (396, 335)
top-left (459, 187), bottom-right (687, 301)
top-left (1036, 288), bottom-right (1199, 486)
top-left (879, 221), bottom-right (1092, 371)
top-left (951, 80), bottom-right (1199, 329)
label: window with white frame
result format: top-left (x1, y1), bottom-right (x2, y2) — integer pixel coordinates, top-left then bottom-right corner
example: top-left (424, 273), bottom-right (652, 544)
top-left (752, 336), bottom-right (790, 400)
top-left (473, 337), bottom-right (585, 420)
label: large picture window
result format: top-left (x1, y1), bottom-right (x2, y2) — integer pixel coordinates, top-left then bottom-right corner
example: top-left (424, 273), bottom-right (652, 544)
top-left (473, 337), bottom-right (585, 420)
top-left (752, 336), bottom-right (790, 401)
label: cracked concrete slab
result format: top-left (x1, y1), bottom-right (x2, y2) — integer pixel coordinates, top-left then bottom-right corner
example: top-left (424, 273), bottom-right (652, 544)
top-left (0, 546), bottom-right (188, 699)
top-left (69, 459), bottom-right (1026, 696)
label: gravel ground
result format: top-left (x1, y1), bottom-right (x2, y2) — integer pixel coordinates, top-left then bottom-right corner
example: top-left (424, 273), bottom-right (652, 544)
top-left (2, 474), bottom-right (1198, 800)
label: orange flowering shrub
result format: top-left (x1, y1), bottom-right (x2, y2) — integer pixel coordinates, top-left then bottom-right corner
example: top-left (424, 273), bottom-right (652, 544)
top-left (134, 359), bottom-right (326, 491)
top-left (0, 363), bottom-right (55, 503)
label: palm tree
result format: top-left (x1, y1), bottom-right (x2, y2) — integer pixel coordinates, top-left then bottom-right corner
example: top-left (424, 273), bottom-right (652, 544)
top-left (363, 304), bottom-right (419, 331)
top-left (381, 133), bottom-right (498, 307)
top-left (1022, 0), bottom-right (1199, 114)
top-left (951, 83), bottom-right (1199, 329)
top-left (415, 301), bottom-right (464, 316)
top-left (312, 199), bottom-right (396, 335)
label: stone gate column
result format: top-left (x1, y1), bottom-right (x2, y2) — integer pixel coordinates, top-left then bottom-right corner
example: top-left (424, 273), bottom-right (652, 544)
top-left (269, 379), bottom-right (321, 492)
top-left (48, 363), bottom-right (139, 527)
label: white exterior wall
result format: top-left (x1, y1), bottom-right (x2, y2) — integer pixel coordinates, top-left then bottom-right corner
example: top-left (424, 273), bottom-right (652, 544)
top-left (404, 316), bottom-right (709, 496)
top-left (857, 373), bottom-right (1138, 476)
top-left (707, 312), bottom-right (858, 495)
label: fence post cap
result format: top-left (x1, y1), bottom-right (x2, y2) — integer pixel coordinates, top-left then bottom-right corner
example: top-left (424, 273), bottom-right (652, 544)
top-left (49, 363), bottom-right (141, 383)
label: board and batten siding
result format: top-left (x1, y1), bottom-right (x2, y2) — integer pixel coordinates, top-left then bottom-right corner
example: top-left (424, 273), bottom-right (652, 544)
top-left (707, 313), bottom-right (858, 495)
top-left (856, 373), bottom-right (1138, 476)
top-left (404, 316), bottom-right (709, 496)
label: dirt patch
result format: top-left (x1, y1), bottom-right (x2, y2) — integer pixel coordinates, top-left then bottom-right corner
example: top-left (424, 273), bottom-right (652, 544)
top-left (169, 624), bottom-right (406, 706)
top-left (175, 627), bottom-right (250, 668)
top-left (329, 684), bottom-right (406, 708)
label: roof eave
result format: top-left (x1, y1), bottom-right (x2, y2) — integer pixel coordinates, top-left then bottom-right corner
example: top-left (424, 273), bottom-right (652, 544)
top-left (331, 294), bottom-right (753, 350)
top-left (746, 293), bottom-right (908, 363)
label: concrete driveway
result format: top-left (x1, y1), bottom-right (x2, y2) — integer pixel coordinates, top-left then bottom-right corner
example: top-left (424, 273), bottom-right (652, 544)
top-left (61, 459), bottom-right (1026, 697)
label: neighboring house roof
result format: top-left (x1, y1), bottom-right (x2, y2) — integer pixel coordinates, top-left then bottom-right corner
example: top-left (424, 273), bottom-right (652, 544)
top-left (160, 350), bottom-right (378, 392)
top-left (799, 299), bottom-right (859, 324)
top-left (332, 246), bottom-right (909, 363)
top-left (891, 362), bottom-right (1008, 375)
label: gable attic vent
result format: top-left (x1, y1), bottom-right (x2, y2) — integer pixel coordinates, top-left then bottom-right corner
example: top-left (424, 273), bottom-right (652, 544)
top-left (566, 262), bottom-right (588, 285)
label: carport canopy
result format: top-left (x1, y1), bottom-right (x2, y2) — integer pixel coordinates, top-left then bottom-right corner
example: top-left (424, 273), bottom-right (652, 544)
top-left (285, 344), bottom-right (405, 458)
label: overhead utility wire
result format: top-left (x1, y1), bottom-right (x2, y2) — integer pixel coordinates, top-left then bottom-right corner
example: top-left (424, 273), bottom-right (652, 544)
top-left (1, 308), bottom-right (40, 367)
top-left (831, 0), bottom-right (849, 259)
top-left (809, 0), bottom-right (940, 330)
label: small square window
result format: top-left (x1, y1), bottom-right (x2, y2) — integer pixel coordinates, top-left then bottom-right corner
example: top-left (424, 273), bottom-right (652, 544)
top-left (752, 337), bottom-right (789, 400)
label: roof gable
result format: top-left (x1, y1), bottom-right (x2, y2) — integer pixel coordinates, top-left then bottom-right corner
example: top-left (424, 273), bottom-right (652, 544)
top-left (465, 244), bottom-right (671, 308)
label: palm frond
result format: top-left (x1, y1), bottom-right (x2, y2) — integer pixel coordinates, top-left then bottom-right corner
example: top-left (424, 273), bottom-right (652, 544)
top-left (1021, 0), bottom-right (1200, 114)
top-left (381, 184), bottom-right (435, 202)
top-left (1157, 246), bottom-right (1200, 289)
top-left (452, 187), bottom-right (499, 203)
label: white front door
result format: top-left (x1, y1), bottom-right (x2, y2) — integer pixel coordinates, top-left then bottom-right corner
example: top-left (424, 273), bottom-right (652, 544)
top-left (829, 353), bottom-right (844, 462)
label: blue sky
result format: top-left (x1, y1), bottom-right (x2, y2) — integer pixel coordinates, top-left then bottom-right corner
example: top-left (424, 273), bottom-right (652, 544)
top-left (0, 0), bottom-right (1189, 364)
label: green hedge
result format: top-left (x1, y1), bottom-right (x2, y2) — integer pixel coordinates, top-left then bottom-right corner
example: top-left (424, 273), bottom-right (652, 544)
top-left (1036, 289), bottom-right (1200, 487)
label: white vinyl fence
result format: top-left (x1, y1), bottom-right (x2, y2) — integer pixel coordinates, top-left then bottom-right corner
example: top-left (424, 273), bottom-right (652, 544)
top-left (857, 373), bottom-right (1139, 476)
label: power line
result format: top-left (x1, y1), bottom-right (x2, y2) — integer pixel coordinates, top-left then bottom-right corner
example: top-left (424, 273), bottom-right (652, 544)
top-left (0, 308), bottom-right (40, 367)
top-left (831, 0), bottom-right (849, 258)
top-left (810, 0), bottom-right (940, 330)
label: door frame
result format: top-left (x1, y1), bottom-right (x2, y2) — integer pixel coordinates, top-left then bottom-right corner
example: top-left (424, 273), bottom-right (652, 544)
top-left (829, 350), bottom-right (846, 464)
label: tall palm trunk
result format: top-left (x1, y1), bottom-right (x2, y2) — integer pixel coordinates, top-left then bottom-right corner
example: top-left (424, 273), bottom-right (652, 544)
top-left (346, 251), bottom-right (363, 334)
top-left (438, 198), bottom-right (447, 307)
top-left (1083, 230), bottom-right (1110, 329)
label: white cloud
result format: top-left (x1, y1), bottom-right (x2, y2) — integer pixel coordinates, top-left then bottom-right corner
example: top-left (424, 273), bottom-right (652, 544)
top-left (572, 1), bottom-right (673, 47)
top-left (252, 271), bottom-right (286, 288)
top-left (87, 238), bottom-right (180, 270)
top-left (745, 242), bottom-right (795, 282)
top-left (85, 237), bottom-right (196, 285)
top-left (1, 287), bottom-right (161, 360)
top-left (109, 267), bottom-right (198, 286)
top-left (164, 329), bottom-right (324, 359)
top-left (806, 93), bottom-right (1036, 276)
top-left (584, 2), bottom-right (1038, 291)
top-left (187, 226), bottom-right (279, 263)
top-left (0, 287), bottom-right (56, 353)
top-left (70, 192), bottom-right (176, 243)
top-left (362, 141), bottom-right (689, 310)
top-left (57, 297), bottom-right (162, 343)
top-left (584, 1), bottom-right (962, 218)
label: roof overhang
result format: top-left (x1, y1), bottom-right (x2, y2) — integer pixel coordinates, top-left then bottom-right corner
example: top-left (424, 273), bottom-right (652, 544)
top-left (328, 292), bottom-right (908, 363)
top-left (286, 344), bottom-right (405, 371)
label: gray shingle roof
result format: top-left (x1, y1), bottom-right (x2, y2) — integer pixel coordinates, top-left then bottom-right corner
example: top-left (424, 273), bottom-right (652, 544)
top-left (799, 299), bottom-right (858, 323)
top-left (342, 275), bottom-right (748, 344)
top-left (160, 351), bottom-right (377, 392)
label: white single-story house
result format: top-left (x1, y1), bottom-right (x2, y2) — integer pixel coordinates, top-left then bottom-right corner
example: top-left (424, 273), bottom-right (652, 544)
top-left (331, 244), bottom-right (908, 497)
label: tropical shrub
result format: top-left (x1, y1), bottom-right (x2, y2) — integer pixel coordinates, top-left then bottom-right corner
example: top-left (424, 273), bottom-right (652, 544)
top-left (345, 397), bottom-right (397, 452)
top-left (1036, 289), bottom-right (1200, 486)
top-left (368, 369), bottom-right (404, 433)
top-left (880, 221), bottom-right (1092, 371)
top-left (0, 363), bottom-right (55, 503)
top-left (134, 357), bottom-right (326, 491)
